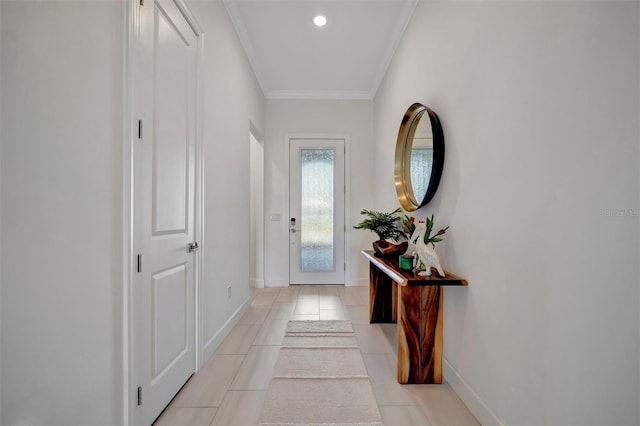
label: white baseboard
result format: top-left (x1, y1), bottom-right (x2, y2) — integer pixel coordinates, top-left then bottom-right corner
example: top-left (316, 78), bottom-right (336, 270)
top-left (263, 279), bottom-right (368, 287)
top-left (350, 278), bottom-right (369, 287)
top-left (265, 279), bottom-right (289, 287)
top-left (201, 296), bottom-right (250, 363)
top-left (254, 279), bottom-right (265, 289)
top-left (443, 357), bottom-right (503, 426)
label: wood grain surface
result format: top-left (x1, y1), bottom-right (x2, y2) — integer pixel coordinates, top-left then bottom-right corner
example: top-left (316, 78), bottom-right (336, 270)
top-left (363, 250), bottom-right (462, 384)
top-left (397, 285), bottom-right (443, 383)
top-left (369, 263), bottom-right (395, 323)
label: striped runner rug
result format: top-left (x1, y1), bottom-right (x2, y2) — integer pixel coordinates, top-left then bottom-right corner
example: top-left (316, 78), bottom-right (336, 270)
top-left (258, 320), bottom-right (383, 426)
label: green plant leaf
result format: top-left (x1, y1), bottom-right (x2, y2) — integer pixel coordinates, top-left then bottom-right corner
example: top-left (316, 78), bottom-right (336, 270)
top-left (353, 208), bottom-right (405, 241)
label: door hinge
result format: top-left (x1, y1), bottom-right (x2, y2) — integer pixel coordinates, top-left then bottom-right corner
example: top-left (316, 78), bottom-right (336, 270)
top-left (138, 120), bottom-right (143, 140)
top-left (137, 386), bottom-right (142, 406)
top-left (137, 254), bottom-right (142, 273)
top-left (344, 263), bottom-right (346, 271)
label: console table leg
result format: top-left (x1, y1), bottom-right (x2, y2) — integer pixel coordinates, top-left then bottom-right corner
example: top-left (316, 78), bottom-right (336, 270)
top-left (369, 263), bottom-right (396, 323)
top-left (397, 285), bottom-right (443, 384)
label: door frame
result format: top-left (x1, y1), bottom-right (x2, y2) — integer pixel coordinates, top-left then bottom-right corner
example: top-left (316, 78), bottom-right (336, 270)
top-left (122, 1), bottom-right (204, 424)
top-left (285, 134), bottom-right (352, 287)
top-left (250, 123), bottom-right (265, 289)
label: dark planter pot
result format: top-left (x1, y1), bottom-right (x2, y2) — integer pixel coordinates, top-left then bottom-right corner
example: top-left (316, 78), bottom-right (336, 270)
top-left (372, 240), bottom-right (408, 258)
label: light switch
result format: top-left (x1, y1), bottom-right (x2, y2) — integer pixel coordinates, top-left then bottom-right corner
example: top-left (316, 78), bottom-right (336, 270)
top-left (270, 214), bottom-right (281, 221)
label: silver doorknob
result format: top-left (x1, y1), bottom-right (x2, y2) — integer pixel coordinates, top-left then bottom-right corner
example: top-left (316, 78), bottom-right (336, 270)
top-left (290, 228), bottom-right (297, 233)
top-left (188, 242), bottom-right (200, 252)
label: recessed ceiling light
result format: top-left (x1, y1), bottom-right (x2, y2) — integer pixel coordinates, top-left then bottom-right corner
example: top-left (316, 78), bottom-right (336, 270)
top-left (313, 15), bottom-right (327, 27)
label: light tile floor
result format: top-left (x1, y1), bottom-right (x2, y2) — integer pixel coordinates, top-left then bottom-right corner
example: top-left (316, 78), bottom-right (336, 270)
top-left (155, 286), bottom-right (479, 426)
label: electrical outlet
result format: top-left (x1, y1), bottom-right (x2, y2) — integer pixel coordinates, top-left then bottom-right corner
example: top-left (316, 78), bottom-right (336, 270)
top-left (227, 285), bottom-right (231, 299)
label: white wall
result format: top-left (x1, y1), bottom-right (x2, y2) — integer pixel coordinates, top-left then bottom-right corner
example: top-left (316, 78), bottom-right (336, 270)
top-left (0, 0), bottom-right (265, 422)
top-left (187, 0), bottom-right (265, 360)
top-left (264, 100), bottom-right (376, 287)
top-left (0, 1), bottom-right (125, 424)
top-left (0, 2), bottom-right (3, 419)
top-left (374, 1), bottom-right (639, 424)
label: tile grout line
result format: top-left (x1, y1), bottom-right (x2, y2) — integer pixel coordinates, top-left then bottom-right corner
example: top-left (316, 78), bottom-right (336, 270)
top-left (162, 287), bottom-right (476, 426)
top-left (209, 288), bottom-right (283, 426)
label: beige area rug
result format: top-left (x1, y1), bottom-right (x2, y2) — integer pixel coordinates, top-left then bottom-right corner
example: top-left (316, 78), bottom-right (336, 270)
top-left (281, 320), bottom-right (359, 349)
top-left (259, 320), bottom-right (383, 426)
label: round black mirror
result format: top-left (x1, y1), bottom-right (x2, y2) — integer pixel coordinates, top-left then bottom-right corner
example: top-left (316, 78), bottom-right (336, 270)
top-left (394, 103), bottom-right (445, 211)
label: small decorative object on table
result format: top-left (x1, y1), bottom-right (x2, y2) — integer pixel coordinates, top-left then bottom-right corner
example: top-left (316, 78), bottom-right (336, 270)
top-left (399, 254), bottom-right (414, 271)
top-left (409, 214), bottom-right (449, 277)
top-left (354, 208), bottom-right (408, 257)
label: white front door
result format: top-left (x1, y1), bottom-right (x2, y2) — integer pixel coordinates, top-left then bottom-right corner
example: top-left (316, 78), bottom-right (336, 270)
top-left (289, 139), bottom-right (345, 285)
top-left (133, 0), bottom-right (198, 424)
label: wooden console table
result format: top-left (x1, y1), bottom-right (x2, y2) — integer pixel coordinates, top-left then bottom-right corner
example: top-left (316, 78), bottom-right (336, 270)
top-left (362, 250), bottom-right (467, 384)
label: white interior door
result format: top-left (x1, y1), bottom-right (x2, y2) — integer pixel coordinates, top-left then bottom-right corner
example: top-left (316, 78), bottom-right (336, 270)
top-left (133, 0), bottom-right (198, 424)
top-left (289, 139), bottom-right (345, 285)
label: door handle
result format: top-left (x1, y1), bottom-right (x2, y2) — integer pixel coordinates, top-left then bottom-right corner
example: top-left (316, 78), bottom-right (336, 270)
top-left (188, 242), bottom-right (200, 252)
top-left (290, 228), bottom-right (298, 233)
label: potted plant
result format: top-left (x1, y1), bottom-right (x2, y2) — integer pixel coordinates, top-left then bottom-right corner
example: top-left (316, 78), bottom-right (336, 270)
top-left (354, 208), bottom-right (408, 257)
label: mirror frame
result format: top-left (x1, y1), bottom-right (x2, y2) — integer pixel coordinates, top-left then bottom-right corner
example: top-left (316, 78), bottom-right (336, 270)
top-left (394, 103), bottom-right (445, 212)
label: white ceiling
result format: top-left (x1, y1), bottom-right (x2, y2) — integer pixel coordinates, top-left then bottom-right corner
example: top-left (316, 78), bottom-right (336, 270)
top-left (223, 0), bottom-right (418, 100)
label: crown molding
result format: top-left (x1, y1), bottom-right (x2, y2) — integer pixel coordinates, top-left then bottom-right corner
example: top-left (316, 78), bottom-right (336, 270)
top-left (266, 89), bottom-right (373, 101)
top-left (222, 0), bottom-right (268, 98)
top-left (370, 0), bottom-right (418, 97)
top-left (223, 0), bottom-right (417, 100)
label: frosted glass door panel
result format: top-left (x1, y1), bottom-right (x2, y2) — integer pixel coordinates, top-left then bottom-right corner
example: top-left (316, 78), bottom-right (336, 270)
top-left (300, 149), bottom-right (335, 272)
top-left (289, 139), bottom-right (345, 285)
